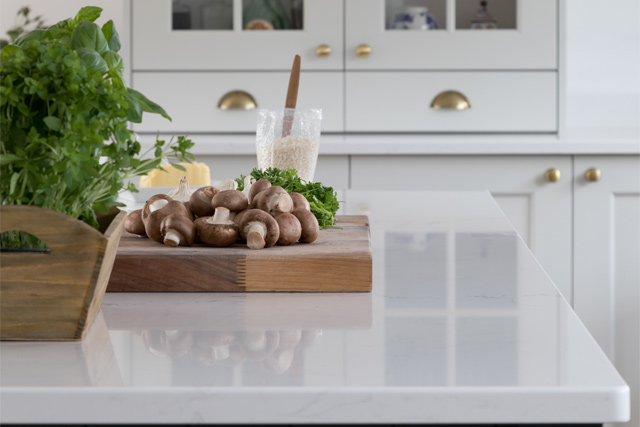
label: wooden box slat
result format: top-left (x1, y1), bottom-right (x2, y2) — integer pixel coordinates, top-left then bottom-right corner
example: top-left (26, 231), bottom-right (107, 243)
top-left (107, 215), bottom-right (372, 292)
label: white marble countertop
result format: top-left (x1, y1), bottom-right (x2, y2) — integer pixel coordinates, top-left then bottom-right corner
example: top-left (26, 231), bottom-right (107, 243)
top-left (138, 133), bottom-right (640, 156)
top-left (0, 191), bottom-right (629, 424)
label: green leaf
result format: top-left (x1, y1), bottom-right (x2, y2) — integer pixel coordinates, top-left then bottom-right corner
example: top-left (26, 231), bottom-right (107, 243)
top-left (44, 18), bottom-right (73, 40)
top-left (76, 47), bottom-right (108, 73)
top-left (101, 20), bottom-right (121, 52)
top-left (124, 91), bottom-right (143, 123)
top-left (43, 116), bottom-right (62, 131)
top-left (103, 51), bottom-right (124, 76)
top-left (126, 88), bottom-right (171, 121)
top-left (74, 6), bottom-right (103, 25)
top-left (70, 21), bottom-right (109, 55)
top-left (9, 172), bottom-right (19, 195)
top-left (14, 29), bottom-right (45, 46)
top-left (0, 154), bottom-right (21, 165)
top-left (171, 163), bottom-right (187, 172)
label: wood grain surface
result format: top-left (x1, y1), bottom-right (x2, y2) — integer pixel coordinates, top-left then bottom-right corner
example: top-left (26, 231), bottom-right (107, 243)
top-left (108, 215), bottom-right (372, 292)
top-left (0, 206), bottom-right (126, 340)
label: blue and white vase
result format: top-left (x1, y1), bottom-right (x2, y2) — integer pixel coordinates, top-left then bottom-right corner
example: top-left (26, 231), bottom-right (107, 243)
top-left (393, 6), bottom-right (438, 30)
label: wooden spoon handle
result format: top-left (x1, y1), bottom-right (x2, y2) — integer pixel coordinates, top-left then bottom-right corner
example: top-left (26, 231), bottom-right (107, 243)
top-left (282, 55), bottom-right (301, 138)
top-left (285, 55), bottom-right (301, 109)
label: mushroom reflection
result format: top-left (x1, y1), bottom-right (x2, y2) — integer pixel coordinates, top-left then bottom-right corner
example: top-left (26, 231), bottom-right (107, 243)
top-left (142, 329), bottom-right (319, 374)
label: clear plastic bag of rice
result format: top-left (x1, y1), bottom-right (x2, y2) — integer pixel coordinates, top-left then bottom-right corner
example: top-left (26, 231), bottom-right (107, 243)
top-left (256, 108), bottom-right (322, 182)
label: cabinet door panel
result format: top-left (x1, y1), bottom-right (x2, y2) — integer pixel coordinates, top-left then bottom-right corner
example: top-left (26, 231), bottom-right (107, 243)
top-left (345, 0), bottom-right (557, 70)
top-left (350, 155), bottom-right (572, 300)
top-left (133, 0), bottom-right (343, 71)
top-left (346, 72), bottom-right (557, 132)
top-left (132, 72), bottom-right (344, 133)
top-left (574, 155), bottom-right (640, 427)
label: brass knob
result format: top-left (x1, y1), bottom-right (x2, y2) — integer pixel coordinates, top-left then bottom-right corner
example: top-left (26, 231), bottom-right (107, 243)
top-left (356, 44), bottom-right (371, 58)
top-left (217, 90), bottom-right (257, 110)
top-left (544, 168), bottom-right (561, 182)
top-left (585, 168), bottom-right (602, 182)
top-left (430, 90), bottom-right (471, 110)
top-left (316, 44), bottom-right (331, 58)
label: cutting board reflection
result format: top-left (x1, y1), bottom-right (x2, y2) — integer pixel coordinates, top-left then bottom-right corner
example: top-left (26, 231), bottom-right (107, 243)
top-left (107, 215), bottom-right (372, 292)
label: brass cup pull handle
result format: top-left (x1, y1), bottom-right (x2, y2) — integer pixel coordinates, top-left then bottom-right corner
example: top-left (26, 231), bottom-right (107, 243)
top-left (544, 168), bottom-right (561, 182)
top-left (217, 90), bottom-right (258, 110)
top-left (585, 168), bottom-right (602, 182)
top-left (430, 90), bottom-right (471, 110)
top-left (316, 44), bottom-right (331, 58)
top-left (356, 44), bottom-right (371, 58)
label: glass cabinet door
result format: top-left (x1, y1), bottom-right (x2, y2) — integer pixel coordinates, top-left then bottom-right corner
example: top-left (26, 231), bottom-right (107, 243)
top-left (345, 0), bottom-right (557, 70)
top-left (133, 0), bottom-right (343, 70)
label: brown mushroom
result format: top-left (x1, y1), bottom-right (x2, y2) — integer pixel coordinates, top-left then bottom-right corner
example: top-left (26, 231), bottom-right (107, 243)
top-left (143, 200), bottom-right (191, 243)
top-left (160, 213), bottom-right (196, 247)
top-left (289, 192), bottom-right (311, 211)
top-left (242, 330), bottom-right (280, 361)
top-left (141, 194), bottom-right (173, 221)
top-left (248, 179), bottom-right (271, 206)
top-left (124, 209), bottom-right (146, 236)
top-left (196, 331), bottom-right (236, 361)
top-left (274, 212), bottom-right (302, 246)
top-left (238, 209), bottom-right (280, 250)
top-left (195, 216), bottom-right (238, 247)
top-left (211, 189), bottom-right (249, 219)
top-left (253, 186), bottom-right (293, 216)
top-left (292, 208), bottom-right (319, 243)
top-left (195, 190), bottom-right (248, 246)
top-left (233, 209), bottom-right (250, 228)
top-left (189, 186), bottom-right (219, 217)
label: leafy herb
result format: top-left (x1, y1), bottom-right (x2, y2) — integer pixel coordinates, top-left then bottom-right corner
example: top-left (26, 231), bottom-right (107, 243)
top-left (0, 7), bottom-right (194, 248)
top-left (236, 168), bottom-right (340, 229)
top-left (0, 7), bottom-right (46, 49)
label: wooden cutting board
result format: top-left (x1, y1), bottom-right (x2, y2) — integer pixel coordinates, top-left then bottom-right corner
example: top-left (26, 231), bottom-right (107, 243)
top-left (107, 215), bottom-right (372, 292)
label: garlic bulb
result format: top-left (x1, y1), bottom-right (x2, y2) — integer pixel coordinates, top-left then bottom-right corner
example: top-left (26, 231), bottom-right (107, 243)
top-left (241, 175), bottom-right (252, 199)
top-left (218, 178), bottom-right (238, 191)
top-left (167, 176), bottom-right (193, 202)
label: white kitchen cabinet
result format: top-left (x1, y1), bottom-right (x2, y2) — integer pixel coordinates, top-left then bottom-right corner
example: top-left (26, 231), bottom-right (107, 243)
top-left (349, 155), bottom-right (573, 301)
top-left (345, 71), bottom-right (557, 132)
top-left (345, 0), bottom-right (557, 70)
top-left (132, 0), bottom-right (343, 71)
top-left (573, 155), bottom-right (640, 427)
top-left (132, 71), bottom-right (344, 132)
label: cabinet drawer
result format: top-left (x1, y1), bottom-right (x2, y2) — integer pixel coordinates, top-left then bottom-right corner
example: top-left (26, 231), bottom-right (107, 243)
top-left (346, 72), bottom-right (557, 132)
top-left (132, 72), bottom-right (344, 133)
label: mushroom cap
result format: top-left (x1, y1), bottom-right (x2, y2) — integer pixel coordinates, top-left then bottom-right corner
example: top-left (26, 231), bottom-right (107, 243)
top-left (254, 186), bottom-right (293, 215)
top-left (292, 208), bottom-right (319, 243)
top-left (124, 209), bottom-right (146, 236)
top-left (144, 200), bottom-right (191, 243)
top-left (238, 209), bottom-right (280, 248)
top-left (211, 189), bottom-right (249, 213)
top-left (195, 217), bottom-right (239, 247)
top-left (160, 213), bottom-right (196, 246)
top-left (142, 194), bottom-right (173, 221)
top-left (289, 192), bottom-right (311, 211)
top-left (233, 209), bottom-right (250, 228)
top-left (248, 179), bottom-right (271, 205)
top-left (274, 212), bottom-right (302, 246)
top-left (189, 186), bottom-right (218, 217)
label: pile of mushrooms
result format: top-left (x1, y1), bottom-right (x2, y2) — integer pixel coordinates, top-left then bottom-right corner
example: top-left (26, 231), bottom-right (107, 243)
top-left (124, 176), bottom-right (320, 249)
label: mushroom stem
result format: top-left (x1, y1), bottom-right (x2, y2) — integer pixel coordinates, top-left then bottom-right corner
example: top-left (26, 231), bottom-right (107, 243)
top-left (163, 230), bottom-right (182, 247)
top-left (150, 198), bottom-right (169, 212)
top-left (267, 193), bottom-right (292, 214)
top-left (245, 221), bottom-right (267, 249)
top-left (210, 206), bottom-right (231, 224)
top-left (213, 345), bottom-right (231, 361)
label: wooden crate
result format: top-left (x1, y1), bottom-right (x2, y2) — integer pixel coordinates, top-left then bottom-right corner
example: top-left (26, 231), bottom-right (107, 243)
top-left (0, 206), bottom-right (126, 341)
top-left (108, 215), bottom-right (372, 292)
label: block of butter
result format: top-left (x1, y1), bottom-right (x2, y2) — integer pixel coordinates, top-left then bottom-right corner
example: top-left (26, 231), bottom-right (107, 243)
top-left (139, 162), bottom-right (211, 187)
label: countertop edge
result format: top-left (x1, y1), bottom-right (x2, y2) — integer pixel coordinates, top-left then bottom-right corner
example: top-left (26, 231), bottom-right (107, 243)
top-left (1, 386), bottom-right (629, 424)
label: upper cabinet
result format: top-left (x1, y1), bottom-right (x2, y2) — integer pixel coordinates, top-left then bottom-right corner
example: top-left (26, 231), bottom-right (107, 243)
top-left (132, 0), bottom-right (344, 71)
top-left (345, 0), bottom-right (557, 70)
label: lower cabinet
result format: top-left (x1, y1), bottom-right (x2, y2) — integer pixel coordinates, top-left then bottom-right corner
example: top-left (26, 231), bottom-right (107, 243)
top-left (350, 155), bottom-right (573, 301)
top-left (573, 155), bottom-right (640, 427)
